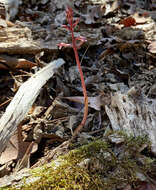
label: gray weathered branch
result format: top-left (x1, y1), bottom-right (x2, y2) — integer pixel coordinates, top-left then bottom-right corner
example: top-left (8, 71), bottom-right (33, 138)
top-left (0, 58), bottom-right (65, 155)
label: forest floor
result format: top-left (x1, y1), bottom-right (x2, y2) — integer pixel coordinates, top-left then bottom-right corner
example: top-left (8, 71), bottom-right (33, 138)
top-left (0, 0), bottom-right (156, 189)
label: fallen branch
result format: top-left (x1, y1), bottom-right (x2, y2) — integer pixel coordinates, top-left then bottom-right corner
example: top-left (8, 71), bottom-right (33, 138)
top-left (0, 58), bottom-right (65, 155)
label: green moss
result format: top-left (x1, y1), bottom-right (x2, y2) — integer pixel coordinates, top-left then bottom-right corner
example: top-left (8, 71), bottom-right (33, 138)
top-left (4, 133), bottom-right (156, 190)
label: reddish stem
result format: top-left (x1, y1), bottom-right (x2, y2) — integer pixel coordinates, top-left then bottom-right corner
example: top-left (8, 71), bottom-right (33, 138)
top-left (71, 29), bottom-right (88, 137)
top-left (57, 7), bottom-right (88, 137)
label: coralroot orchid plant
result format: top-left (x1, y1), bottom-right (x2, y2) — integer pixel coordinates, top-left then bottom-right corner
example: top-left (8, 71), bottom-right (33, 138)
top-left (58, 7), bottom-right (88, 137)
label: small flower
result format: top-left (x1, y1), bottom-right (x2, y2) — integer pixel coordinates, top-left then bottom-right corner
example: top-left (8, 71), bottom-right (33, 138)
top-left (57, 42), bottom-right (72, 49)
top-left (75, 36), bottom-right (87, 49)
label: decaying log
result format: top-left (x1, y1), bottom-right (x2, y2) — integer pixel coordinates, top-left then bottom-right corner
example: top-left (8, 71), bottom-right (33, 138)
top-left (105, 87), bottom-right (156, 154)
top-left (0, 58), bottom-right (65, 155)
top-left (0, 23), bottom-right (41, 54)
top-left (0, 17), bottom-right (104, 55)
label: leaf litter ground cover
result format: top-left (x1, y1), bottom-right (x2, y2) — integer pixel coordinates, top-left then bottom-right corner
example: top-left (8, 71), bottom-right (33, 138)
top-left (0, 0), bottom-right (156, 189)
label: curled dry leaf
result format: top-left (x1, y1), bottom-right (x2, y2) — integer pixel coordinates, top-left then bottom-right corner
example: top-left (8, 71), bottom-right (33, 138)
top-left (148, 41), bottom-right (156, 53)
top-left (104, 0), bottom-right (121, 15)
top-left (133, 12), bottom-right (149, 24)
top-left (61, 96), bottom-right (102, 111)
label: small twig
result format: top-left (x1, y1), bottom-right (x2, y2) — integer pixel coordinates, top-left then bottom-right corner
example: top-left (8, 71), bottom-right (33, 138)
top-left (80, 45), bottom-right (90, 65)
top-left (88, 128), bottom-right (105, 135)
top-left (0, 98), bottom-right (11, 108)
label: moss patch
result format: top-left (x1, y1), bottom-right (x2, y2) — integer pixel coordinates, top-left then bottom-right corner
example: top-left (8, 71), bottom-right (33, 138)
top-left (4, 133), bottom-right (156, 190)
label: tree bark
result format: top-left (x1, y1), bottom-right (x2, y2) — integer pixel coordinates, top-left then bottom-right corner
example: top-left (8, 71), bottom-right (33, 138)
top-left (105, 87), bottom-right (156, 154)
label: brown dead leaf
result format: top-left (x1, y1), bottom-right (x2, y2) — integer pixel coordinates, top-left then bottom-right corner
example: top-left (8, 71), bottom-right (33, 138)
top-left (15, 125), bottom-right (37, 171)
top-left (136, 182), bottom-right (156, 190)
top-left (17, 125), bottom-right (37, 162)
top-left (0, 55), bottom-right (37, 70)
top-left (0, 133), bottom-right (18, 165)
top-left (0, 126), bottom-right (37, 168)
top-left (16, 59), bottom-right (37, 69)
top-left (98, 48), bottom-right (114, 61)
top-left (15, 142), bottom-right (36, 172)
top-left (119, 42), bottom-right (134, 52)
top-left (6, 20), bottom-right (15, 27)
top-left (119, 17), bottom-right (136, 27)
